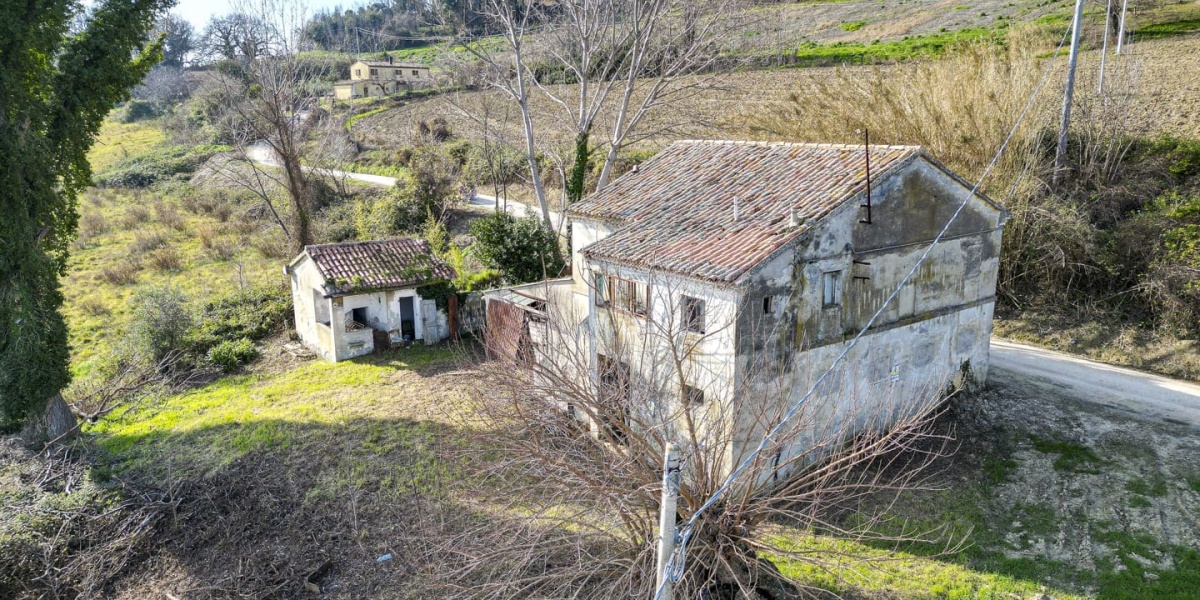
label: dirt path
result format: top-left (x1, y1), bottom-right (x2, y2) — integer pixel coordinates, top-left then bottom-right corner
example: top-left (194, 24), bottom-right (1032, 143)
top-left (990, 338), bottom-right (1200, 429)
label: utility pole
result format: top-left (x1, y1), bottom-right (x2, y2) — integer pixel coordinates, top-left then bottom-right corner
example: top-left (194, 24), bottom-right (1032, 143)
top-left (1116, 0), bottom-right (1130, 55)
top-left (1055, 0), bottom-right (1087, 185)
top-left (654, 443), bottom-right (681, 600)
top-left (1099, 0), bottom-right (1112, 94)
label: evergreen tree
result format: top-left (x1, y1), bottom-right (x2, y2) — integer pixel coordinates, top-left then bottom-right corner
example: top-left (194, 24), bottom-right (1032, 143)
top-left (0, 0), bottom-right (171, 434)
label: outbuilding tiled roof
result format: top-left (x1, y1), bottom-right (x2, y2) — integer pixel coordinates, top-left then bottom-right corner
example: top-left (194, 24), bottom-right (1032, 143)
top-left (571, 140), bottom-right (921, 283)
top-left (302, 239), bottom-right (455, 296)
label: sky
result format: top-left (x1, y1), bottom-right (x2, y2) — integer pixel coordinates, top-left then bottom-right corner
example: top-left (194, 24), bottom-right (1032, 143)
top-left (171, 0), bottom-right (351, 29)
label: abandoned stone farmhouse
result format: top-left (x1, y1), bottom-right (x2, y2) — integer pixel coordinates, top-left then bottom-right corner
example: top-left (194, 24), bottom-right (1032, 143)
top-left (488, 140), bottom-right (1007, 477)
top-left (287, 239), bottom-right (456, 362)
top-left (332, 57), bottom-right (431, 100)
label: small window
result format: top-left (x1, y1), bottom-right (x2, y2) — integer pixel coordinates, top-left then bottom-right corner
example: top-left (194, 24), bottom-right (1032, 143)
top-left (412, 69), bottom-right (420, 76)
top-left (822, 271), bottom-right (841, 307)
top-left (394, 69), bottom-right (401, 76)
top-left (354, 68), bottom-right (361, 77)
top-left (763, 296), bottom-right (773, 314)
top-left (683, 384), bottom-right (705, 406)
top-left (682, 296), bottom-right (705, 333)
top-left (594, 272), bottom-right (608, 307)
top-left (370, 68), bottom-right (378, 76)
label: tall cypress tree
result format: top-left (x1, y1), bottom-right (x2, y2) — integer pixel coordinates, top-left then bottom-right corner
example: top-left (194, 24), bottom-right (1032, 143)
top-left (0, 0), bottom-right (171, 435)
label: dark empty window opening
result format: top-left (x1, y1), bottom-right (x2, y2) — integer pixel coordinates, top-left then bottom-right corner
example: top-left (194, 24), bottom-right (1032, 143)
top-left (763, 296), bottom-right (774, 314)
top-left (683, 384), bottom-right (705, 406)
top-left (349, 307), bottom-right (368, 330)
top-left (682, 296), bottom-right (705, 333)
top-left (354, 68), bottom-right (361, 77)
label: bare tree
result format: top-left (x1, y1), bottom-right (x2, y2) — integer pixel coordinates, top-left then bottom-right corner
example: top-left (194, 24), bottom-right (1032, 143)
top-left (201, 12), bottom-right (278, 63)
top-left (454, 0), bottom-right (747, 219)
top-left (214, 0), bottom-right (337, 252)
top-left (450, 275), bottom-right (962, 598)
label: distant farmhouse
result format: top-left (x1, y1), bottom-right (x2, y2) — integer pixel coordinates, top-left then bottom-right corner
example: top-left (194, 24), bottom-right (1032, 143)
top-left (487, 140), bottom-right (1007, 477)
top-left (287, 239), bottom-right (456, 362)
top-left (333, 56), bottom-right (430, 100)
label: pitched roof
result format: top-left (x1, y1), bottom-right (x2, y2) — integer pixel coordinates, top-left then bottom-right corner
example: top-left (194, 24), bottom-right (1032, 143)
top-left (355, 59), bottom-right (428, 69)
top-left (570, 140), bottom-right (922, 283)
top-left (300, 239), bottom-right (455, 296)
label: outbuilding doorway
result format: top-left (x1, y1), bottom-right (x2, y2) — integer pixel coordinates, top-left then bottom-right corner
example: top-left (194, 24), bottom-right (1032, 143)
top-left (398, 296), bottom-right (416, 340)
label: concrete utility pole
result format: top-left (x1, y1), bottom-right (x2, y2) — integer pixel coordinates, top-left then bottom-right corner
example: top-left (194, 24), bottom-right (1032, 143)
top-left (1055, 0), bottom-right (1087, 185)
top-left (1099, 0), bottom-right (1112, 94)
top-left (654, 443), bottom-right (682, 600)
top-left (1117, 0), bottom-right (1130, 55)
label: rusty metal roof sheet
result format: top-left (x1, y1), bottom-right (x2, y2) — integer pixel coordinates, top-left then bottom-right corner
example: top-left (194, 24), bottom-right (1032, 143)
top-left (570, 140), bottom-right (921, 283)
top-left (303, 238), bottom-right (456, 296)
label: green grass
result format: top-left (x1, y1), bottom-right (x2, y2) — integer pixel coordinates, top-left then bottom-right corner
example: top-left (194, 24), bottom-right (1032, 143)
top-left (89, 345), bottom-right (460, 481)
top-left (346, 106), bottom-right (391, 130)
top-left (1187, 476), bottom-right (1200, 493)
top-left (87, 119), bottom-right (167, 173)
top-left (982, 456), bottom-right (1018, 484)
top-left (768, 531), bottom-right (1088, 600)
top-left (1125, 474), bottom-right (1169, 498)
top-left (1029, 435), bottom-right (1103, 473)
top-left (1137, 18), bottom-right (1200, 40)
top-left (790, 27), bottom-right (1002, 66)
top-left (839, 20), bottom-right (866, 32)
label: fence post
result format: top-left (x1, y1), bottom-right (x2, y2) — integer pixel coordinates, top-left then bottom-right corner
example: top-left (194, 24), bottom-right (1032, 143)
top-left (655, 443), bottom-right (681, 599)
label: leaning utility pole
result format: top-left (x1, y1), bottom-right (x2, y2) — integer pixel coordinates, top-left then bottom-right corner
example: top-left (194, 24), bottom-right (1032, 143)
top-left (1055, 0), bottom-right (1087, 185)
top-left (654, 444), bottom-right (681, 600)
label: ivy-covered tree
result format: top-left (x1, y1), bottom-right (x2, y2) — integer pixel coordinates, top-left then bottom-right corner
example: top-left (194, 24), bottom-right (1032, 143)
top-left (0, 0), bottom-right (170, 438)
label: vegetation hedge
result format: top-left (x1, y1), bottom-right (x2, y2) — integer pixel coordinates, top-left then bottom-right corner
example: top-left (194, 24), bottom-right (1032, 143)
top-left (94, 144), bottom-right (229, 188)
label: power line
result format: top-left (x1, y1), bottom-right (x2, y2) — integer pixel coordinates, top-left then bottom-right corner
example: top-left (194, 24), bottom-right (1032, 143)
top-left (653, 23), bottom-right (1075, 599)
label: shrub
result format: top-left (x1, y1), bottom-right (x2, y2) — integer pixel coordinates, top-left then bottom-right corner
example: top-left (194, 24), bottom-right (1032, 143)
top-left (469, 212), bottom-right (566, 284)
top-left (130, 285), bottom-right (194, 361)
top-left (99, 259), bottom-right (141, 286)
top-left (147, 247), bottom-right (184, 272)
top-left (77, 212), bottom-right (108, 241)
top-left (93, 144), bottom-right (228, 188)
top-left (186, 286), bottom-right (292, 354)
top-left (121, 204), bottom-right (151, 228)
top-left (154, 202), bottom-right (185, 230)
top-left (207, 338), bottom-right (259, 372)
top-left (130, 231), bottom-right (167, 254)
top-left (119, 99), bottom-right (161, 123)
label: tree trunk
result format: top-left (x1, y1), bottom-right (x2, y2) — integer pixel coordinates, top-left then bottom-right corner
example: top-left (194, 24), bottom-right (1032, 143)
top-left (20, 393), bottom-right (78, 448)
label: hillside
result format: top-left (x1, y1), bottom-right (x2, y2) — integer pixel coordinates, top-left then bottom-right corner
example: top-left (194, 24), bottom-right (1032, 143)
top-left (3, 1), bottom-right (1200, 598)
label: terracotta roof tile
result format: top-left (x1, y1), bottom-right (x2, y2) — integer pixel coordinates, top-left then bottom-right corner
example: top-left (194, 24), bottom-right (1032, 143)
top-left (570, 140), bottom-right (921, 283)
top-left (304, 239), bottom-right (455, 296)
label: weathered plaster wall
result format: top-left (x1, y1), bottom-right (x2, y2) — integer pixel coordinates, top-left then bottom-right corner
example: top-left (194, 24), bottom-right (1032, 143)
top-left (290, 255), bottom-right (446, 362)
top-left (731, 157), bottom-right (1005, 479)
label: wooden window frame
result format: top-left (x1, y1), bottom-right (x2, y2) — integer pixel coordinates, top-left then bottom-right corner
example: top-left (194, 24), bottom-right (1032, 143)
top-left (602, 275), bottom-right (649, 317)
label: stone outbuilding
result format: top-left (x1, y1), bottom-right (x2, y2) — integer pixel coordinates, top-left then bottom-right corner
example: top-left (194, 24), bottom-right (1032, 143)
top-left (286, 239), bottom-right (456, 362)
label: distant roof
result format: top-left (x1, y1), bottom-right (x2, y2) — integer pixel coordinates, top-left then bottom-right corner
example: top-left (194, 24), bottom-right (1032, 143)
top-left (299, 239), bottom-right (455, 296)
top-left (354, 59), bottom-right (428, 69)
top-left (570, 140), bottom-right (922, 283)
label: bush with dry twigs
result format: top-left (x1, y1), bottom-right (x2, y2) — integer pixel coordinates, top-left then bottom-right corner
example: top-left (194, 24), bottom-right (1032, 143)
top-left (450, 276), bottom-right (962, 598)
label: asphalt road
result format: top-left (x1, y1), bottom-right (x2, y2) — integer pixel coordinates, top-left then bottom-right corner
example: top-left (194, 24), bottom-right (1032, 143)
top-left (248, 143), bottom-right (565, 228)
top-left (990, 339), bottom-right (1200, 429)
